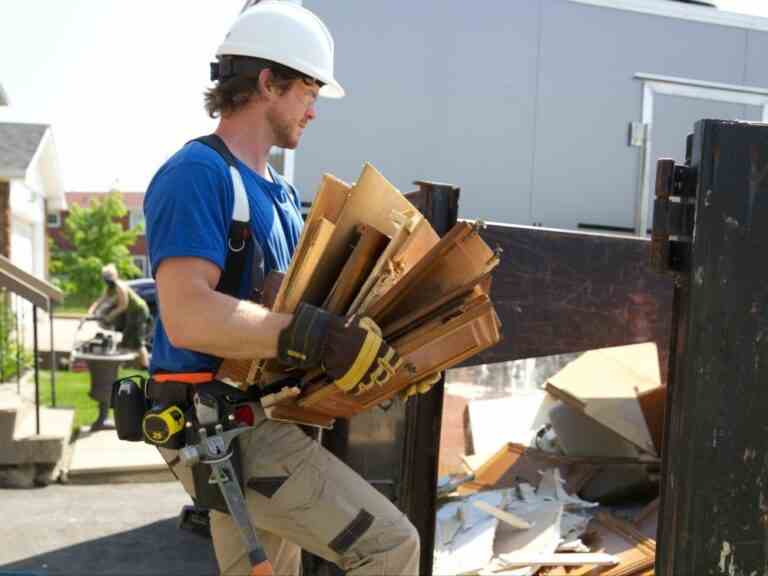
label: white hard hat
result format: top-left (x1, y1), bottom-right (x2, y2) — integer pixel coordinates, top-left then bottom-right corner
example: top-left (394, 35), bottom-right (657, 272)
top-left (214, 1), bottom-right (344, 99)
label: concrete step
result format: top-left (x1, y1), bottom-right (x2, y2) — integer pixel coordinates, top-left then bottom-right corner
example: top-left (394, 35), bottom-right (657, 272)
top-left (0, 388), bottom-right (32, 442)
top-left (0, 406), bottom-right (75, 465)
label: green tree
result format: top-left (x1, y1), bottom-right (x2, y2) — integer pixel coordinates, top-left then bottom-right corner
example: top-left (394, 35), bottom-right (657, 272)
top-left (50, 191), bottom-right (143, 302)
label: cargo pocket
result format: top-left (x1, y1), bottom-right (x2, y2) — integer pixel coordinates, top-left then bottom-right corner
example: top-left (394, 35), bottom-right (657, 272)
top-left (246, 459), bottom-right (321, 514)
top-left (266, 458), bottom-right (378, 557)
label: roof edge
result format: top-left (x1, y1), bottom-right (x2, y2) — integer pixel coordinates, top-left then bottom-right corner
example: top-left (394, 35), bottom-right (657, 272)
top-left (568, 0), bottom-right (768, 32)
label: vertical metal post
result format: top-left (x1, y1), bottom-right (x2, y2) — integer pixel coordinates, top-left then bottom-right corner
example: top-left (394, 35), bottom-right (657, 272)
top-left (399, 181), bottom-right (459, 576)
top-left (657, 119), bottom-right (768, 574)
top-left (33, 305), bottom-right (40, 435)
top-left (49, 303), bottom-right (56, 407)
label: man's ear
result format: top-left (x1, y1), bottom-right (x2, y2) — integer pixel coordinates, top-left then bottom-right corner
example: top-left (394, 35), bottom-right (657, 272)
top-left (258, 68), bottom-right (276, 98)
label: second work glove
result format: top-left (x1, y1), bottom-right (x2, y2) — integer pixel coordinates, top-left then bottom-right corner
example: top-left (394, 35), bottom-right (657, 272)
top-left (277, 303), bottom-right (403, 395)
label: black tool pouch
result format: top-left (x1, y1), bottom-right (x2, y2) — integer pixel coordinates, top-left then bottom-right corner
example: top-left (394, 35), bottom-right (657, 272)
top-left (111, 375), bottom-right (150, 441)
top-left (188, 425), bottom-right (244, 514)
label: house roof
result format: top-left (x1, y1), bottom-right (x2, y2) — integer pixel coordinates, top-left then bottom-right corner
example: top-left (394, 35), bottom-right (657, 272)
top-left (66, 191), bottom-right (145, 211)
top-left (0, 122), bottom-right (49, 179)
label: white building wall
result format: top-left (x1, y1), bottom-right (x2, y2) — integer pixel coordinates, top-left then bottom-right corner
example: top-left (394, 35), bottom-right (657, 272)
top-left (9, 180), bottom-right (45, 277)
top-left (8, 180), bottom-right (48, 344)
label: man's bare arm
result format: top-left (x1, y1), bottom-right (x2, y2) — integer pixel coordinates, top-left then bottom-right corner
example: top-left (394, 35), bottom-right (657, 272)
top-left (155, 256), bottom-right (292, 360)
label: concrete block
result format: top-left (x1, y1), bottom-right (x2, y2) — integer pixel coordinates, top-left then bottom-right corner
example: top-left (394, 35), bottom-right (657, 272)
top-left (0, 407), bottom-right (74, 465)
top-left (0, 463), bottom-right (36, 488)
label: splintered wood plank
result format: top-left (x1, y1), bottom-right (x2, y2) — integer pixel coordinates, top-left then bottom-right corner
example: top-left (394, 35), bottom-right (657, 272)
top-left (300, 163), bottom-right (419, 307)
top-left (271, 174), bottom-right (350, 313)
top-left (367, 222), bottom-right (500, 328)
top-left (279, 218), bottom-right (336, 313)
top-left (323, 224), bottom-right (389, 315)
top-left (354, 216), bottom-right (440, 316)
top-left (294, 294), bottom-right (501, 418)
top-left (545, 343), bottom-right (660, 455)
top-left (347, 212), bottom-right (415, 316)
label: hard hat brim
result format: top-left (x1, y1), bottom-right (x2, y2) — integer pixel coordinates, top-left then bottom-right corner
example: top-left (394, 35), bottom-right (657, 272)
top-left (319, 80), bottom-right (344, 99)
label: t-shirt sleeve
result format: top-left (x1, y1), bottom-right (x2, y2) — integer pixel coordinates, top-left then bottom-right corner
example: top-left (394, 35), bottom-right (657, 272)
top-left (144, 161), bottom-right (233, 277)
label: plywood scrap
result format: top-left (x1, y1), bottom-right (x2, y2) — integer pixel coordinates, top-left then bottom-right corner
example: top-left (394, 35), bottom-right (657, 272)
top-left (546, 343), bottom-right (662, 455)
top-left (271, 173), bottom-right (351, 312)
top-left (278, 217), bottom-right (336, 313)
top-left (548, 401), bottom-right (654, 503)
top-left (323, 224), bottom-right (388, 315)
top-left (304, 163), bottom-right (418, 307)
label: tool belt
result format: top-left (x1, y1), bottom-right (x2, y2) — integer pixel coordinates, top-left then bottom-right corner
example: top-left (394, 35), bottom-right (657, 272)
top-left (112, 372), bottom-right (252, 514)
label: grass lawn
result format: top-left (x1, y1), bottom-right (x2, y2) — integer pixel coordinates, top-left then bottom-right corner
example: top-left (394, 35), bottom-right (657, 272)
top-left (37, 368), bottom-right (149, 429)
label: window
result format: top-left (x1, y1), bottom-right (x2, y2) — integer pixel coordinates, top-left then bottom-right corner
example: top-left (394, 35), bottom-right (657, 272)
top-left (129, 209), bottom-right (145, 231)
top-left (47, 212), bottom-right (61, 228)
top-left (132, 255), bottom-right (148, 277)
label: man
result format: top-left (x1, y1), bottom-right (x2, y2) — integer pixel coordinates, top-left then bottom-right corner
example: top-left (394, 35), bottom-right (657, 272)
top-left (87, 263), bottom-right (150, 369)
top-left (143, 3), bottom-right (419, 575)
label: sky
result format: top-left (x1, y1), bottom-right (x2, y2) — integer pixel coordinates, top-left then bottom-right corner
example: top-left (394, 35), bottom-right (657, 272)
top-left (0, 0), bottom-right (244, 191)
top-left (1, 0), bottom-right (767, 192)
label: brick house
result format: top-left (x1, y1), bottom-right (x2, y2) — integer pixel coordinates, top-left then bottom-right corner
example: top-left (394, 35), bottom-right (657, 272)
top-left (47, 191), bottom-right (149, 277)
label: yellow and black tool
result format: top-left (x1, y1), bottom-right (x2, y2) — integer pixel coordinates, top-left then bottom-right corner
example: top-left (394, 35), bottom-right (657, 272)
top-left (142, 405), bottom-right (185, 446)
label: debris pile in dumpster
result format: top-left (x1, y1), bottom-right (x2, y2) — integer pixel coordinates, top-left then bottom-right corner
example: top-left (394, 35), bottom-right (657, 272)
top-left (436, 342), bottom-right (664, 575)
top-left (217, 163), bottom-right (502, 428)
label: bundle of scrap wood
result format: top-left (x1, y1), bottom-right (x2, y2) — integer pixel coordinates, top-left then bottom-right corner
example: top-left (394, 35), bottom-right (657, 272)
top-left (217, 163), bottom-right (502, 428)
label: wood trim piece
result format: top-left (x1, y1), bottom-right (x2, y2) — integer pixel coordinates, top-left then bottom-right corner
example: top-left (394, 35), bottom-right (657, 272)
top-left (353, 216), bottom-right (440, 316)
top-left (366, 222), bottom-right (499, 326)
top-left (323, 224), bottom-right (389, 315)
top-left (291, 294), bottom-right (501, 419)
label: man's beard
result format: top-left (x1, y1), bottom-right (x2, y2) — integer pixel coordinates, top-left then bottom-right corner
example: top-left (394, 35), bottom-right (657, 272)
top-left (267, 108), bottom-right (300, 150)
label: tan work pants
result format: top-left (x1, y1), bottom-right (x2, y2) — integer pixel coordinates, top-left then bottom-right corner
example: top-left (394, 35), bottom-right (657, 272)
top-left (160, 405), bottom-right (419, 575)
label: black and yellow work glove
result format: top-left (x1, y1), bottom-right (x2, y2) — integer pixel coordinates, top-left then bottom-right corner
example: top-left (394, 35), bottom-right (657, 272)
top-left (277, 303), bottom-right (403, 395)
top-left (400, 371), bottom-right (442, 401)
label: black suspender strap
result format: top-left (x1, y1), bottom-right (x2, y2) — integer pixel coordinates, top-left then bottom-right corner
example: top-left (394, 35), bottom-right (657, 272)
top-left (191, 134), bottom-right (253, 299)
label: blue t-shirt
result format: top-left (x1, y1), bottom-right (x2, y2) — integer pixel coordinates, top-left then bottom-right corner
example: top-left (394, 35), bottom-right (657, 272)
top-left (143, 141), bottom-right (303, 374)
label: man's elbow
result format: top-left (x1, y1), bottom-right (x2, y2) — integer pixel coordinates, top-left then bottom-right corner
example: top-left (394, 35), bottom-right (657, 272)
top-left (163, 315), bottom-right (201, 350)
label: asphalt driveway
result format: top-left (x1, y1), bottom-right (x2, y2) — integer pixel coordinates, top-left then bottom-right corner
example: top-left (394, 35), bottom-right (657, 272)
top-left (0, 482), bottom-right (217, 575)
